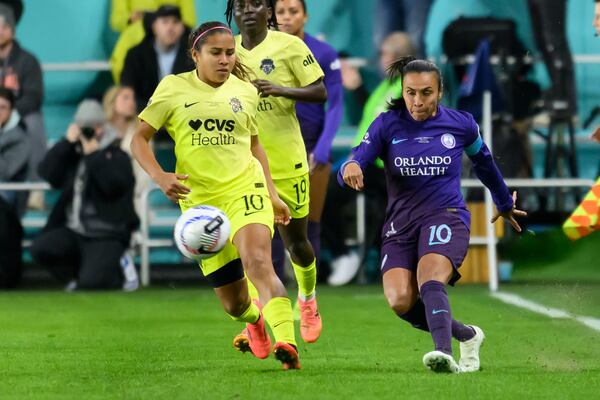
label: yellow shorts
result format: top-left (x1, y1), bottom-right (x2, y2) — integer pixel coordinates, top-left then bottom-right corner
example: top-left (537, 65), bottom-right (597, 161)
top-left (181, 188), bottom-right (275, 277)
top-left (273, 173), bottom-right (310, 219)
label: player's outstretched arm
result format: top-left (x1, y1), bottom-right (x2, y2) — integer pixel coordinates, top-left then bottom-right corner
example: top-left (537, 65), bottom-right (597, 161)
top-left (250, 135), bottom-right (291, 225)
top-left (130, 121), bottom-right (190, 203)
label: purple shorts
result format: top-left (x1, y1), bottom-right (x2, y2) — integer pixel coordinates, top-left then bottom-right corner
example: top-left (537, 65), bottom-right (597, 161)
top-left (380, 210), bottom-right (470, 285)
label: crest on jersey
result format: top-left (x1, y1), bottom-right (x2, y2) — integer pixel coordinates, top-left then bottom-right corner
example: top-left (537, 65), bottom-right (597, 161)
top-left (260, 58), bottom-right (275, 75)
top-left (229, 97), bottom-right (243, 113)
top-left (441, 133), bottom-right (456, 149)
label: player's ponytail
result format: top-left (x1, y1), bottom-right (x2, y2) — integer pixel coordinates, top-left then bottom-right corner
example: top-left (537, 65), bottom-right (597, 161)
top-left (188, 21), bottom-right (253, 82)
top-left (387, 57), bottom-right (443, 111)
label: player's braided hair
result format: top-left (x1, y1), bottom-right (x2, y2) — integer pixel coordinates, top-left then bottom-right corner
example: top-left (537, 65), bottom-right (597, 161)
top-left (225, 0), bottom-right (279, 29)
top-left (188, 21), bottom-right (253, 82)
top-left (387, 56), bottom-right (444, 111)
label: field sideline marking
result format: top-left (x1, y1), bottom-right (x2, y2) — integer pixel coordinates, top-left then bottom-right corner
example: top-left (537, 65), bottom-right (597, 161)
top-left (491, 292), bottom-right (600, 332)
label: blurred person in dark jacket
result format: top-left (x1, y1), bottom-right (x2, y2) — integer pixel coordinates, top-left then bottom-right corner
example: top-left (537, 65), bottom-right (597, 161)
top-left (0, 86), bottom-right (29, 216)
top-left (30, 100), bottom-right (139, 291)
top-left (121, 5), bottom-right (193, 113)
top-left (0, 3), bottom-right (46, 209)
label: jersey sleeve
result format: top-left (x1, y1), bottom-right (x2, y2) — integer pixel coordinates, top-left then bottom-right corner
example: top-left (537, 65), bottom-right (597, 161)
top-left (337, 115), bottom-right (386, 186)
top-left (287, 38), bottom-right (325, 87)
top-left (463, 113), bottom-right (483, 156)
top-left (138, 76), bottom-right (173, 131)
top-left (464, 113), bottom-right (514, 212)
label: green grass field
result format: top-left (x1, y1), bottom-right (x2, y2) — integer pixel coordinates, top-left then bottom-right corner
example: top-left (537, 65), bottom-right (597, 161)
top-left (1, 284), bottom-right (599, 400)
top-left (1, 229), bottom-right (599, 399)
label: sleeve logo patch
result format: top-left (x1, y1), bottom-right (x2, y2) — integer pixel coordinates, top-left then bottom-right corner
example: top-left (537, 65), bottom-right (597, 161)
top-left (330, 59), bottom-right (341, 70)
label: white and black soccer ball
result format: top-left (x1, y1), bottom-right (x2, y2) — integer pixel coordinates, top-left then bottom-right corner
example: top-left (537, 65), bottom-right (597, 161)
top-left (174, 205), bottom-right (231, 261)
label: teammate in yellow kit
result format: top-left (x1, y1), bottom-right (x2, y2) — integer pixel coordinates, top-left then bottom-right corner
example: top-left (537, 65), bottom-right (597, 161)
top-left (225, 0), bottom-right (327, 345)
top-left (130, 21), bottom-right (300, 369)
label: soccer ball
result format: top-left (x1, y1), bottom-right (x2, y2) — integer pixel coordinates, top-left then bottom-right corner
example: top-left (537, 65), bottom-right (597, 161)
top-left (174, 205), bottom-right (231, 261)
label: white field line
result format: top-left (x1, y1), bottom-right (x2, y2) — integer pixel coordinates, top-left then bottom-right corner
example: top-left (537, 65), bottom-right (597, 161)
top-left (491, 292), bottom-right (600, 333)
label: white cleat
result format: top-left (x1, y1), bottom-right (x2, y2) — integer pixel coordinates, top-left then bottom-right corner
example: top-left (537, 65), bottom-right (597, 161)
top-left (327, 252), bottom-right (361, 286)
top-left (459, 325), bottom-right (485, 372)
top-left (423, 351), bottom-right (461, 374)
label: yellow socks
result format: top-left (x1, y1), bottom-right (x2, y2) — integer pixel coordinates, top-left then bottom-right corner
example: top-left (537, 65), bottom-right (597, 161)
top-left (292, 258), bottom-right (316, 301)
top-left (229, 301), bottom-right (260, 324)
top-left (262, 297), bottom-right (296, 346)
top-left (246, 276), bottom-right (260, 301)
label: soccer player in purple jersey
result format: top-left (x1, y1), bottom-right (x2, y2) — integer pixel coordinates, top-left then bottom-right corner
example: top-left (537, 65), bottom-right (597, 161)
top-left (274, 0), bottom-right (344, 278)
top-left (339, 57), bottom-right (526, 373)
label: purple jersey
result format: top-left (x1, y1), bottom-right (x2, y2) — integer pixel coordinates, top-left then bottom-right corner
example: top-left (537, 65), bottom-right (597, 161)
top-left (295, 33), bottom-right (343, 163)
top-left (339, 105), bottom-right (513, 230)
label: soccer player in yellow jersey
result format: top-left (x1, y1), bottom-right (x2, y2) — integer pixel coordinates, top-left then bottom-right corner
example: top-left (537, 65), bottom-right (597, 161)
top-left (130, 21), bottom-right (301, 369)
top-left (225, 0), bottom-right (327, 345)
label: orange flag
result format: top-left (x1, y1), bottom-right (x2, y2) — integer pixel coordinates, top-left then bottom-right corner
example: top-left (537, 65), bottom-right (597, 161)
top-left (562, 177), bottom-right (600, 240)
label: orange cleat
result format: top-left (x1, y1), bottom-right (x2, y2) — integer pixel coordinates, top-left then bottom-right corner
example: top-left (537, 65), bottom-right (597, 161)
top-left (273, 342), bottom-right (301, 370)
top-left (233, 313), bottom-right (271, 359)
top-left (298, 296), bottom-right (322, 343)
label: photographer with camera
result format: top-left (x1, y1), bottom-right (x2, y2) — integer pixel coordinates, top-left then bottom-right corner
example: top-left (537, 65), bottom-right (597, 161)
top-left (30, 99), bottom-right (139, 290)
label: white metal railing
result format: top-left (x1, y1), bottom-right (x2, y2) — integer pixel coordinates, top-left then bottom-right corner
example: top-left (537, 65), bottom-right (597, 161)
top-left (42, 61), bottom-right (110, 72)
top-left (0, 182), bottom-right (52, 191)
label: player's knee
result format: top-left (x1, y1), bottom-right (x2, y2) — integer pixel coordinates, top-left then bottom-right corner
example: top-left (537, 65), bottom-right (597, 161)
top-left (286, 239), bottom-right (313, 263)
top-left (386, 289), bottom-right (414, 315)
top-left (241, 250), bottom-right (271, 277)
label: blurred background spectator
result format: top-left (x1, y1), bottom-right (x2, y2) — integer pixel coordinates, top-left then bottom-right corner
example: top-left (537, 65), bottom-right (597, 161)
top-left (30, 99), bottom-right (139, 291)
top-left (120, 5), bottom-right (193, 114)
top-left (0, 1), bottom-right (45, 210)
top-left (103, 85), bottom-right (151, 219)
top-left (0, 85), bottom-right (27, 289)
top-left (373, 0), bottom-right (435, 58)
top-left (109, 0), bottom-right (196, 83)
top-left (0, 86), bottom-right (29, 216)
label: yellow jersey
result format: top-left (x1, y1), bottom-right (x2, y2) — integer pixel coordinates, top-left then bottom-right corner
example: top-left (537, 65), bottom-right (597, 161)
top-left (139, 71), bottom-right (265, 205)
top-left (235, 30), bottom-right (324, 179)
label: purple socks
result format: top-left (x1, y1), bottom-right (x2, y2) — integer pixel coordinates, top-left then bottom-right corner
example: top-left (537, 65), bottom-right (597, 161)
top-left (420, 280), bottom-right (453, 354)
top-left (400, 297), bottom-right (476, 343)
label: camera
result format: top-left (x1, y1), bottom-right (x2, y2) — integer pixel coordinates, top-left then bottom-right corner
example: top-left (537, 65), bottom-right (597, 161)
top-left (80, 126), bottom-right (96, 140)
